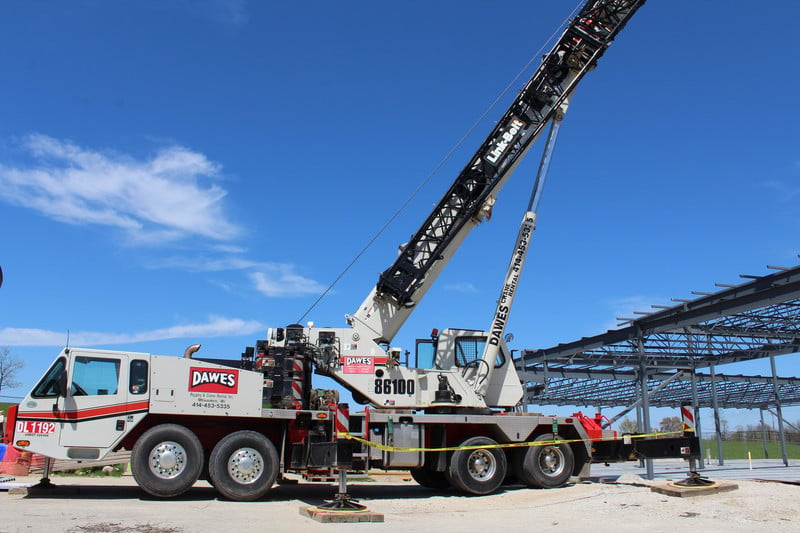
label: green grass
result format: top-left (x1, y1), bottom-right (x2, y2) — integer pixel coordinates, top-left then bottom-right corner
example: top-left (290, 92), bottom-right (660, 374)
top-left (702, 439), bottom-right (800, 460)
top-left (53, 464), bottom-right (128, 477)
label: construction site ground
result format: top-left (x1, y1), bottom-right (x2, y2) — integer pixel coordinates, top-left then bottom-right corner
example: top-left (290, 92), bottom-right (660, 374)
top-left (1, 459), bottom-right (797, 533)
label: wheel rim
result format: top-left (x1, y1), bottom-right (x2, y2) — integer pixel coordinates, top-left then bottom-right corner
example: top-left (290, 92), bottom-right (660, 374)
top-left (227, 447), bottom-right (264, 484)
top-left (538, 445), bottom-right (565, 477)
top-left (148, 441), bottom-right (187, 479)
top-left (466, 449), bottom-right (496, 481)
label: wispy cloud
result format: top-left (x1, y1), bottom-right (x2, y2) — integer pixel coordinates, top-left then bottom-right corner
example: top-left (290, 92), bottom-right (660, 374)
top-left (198, 0), bottom-right (249, 29)
top-left (154, 1), bottom-right (250, 30)
top-left (250, 267), bottom-right (326, 297)
top-left (0, 133), bottom-right (327, 298)
top-left (153, 255), bottom-right (262, 273)
top-left (153, 255), bottom-right (326, 298)
top-left (443, 282), bottom-right (478, 293)
top-left (0, 316), bottom-right (264, 346)
top-left (763, 179), bottom-right (800, 203)
top-left (0, 134), bottom-right (240, 243)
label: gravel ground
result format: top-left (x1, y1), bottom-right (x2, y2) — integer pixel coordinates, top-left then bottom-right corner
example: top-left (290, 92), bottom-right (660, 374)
top-left (0, 467), bottom-right (798, 532)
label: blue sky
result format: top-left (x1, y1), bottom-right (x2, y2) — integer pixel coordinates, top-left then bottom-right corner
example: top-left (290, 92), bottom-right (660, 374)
top-left (1, 1), bottom-right (798, 431)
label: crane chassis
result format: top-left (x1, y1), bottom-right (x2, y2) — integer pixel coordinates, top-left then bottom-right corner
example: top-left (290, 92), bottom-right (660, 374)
top-left (5, 0), bottom-right (702, 501)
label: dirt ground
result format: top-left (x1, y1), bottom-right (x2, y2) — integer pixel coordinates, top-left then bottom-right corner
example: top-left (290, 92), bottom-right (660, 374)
top-left (1, 472), bottom-right (797, 533)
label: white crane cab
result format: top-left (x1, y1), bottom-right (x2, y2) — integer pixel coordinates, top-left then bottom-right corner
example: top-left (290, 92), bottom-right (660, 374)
top-left (13, 348), bottom-right (151, 461)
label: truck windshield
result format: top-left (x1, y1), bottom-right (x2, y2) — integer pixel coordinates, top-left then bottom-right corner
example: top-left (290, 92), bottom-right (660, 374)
top-left (455, 337), bottom-right (504, 368)
top-left (31, 357), bottom-right (66, 398)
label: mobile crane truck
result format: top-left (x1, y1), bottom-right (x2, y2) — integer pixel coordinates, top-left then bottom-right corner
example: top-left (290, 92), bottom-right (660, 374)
top-left (4, 0), bottom-right (701, 501)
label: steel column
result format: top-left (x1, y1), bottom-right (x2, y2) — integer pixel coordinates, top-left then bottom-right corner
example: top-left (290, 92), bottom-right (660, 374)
top-left (686, 330), bottom-right (704, 469)
top-left (637, 329), bottom-right (653, 479)
top-left (709, 361), bottom-right (724, 466)
top-left (689, 367), bottom-right (704, 469)
top-left (769, 354), bottom-right (789, 466)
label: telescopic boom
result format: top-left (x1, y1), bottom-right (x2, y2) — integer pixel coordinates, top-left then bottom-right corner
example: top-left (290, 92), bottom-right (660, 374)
top-left (351, 0), bottom-right (648, 345)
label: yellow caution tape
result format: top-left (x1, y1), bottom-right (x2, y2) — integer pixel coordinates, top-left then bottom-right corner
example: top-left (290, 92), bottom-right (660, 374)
top-left (336, 430), bottom-right (686, 453)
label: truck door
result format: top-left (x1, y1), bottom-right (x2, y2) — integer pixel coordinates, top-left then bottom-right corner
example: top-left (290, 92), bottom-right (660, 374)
top-left (57, 350), bottom-right (148, 456)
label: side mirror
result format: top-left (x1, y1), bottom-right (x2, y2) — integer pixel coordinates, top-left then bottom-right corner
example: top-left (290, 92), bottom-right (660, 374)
top-left (55, 370), bottom-right (68, 398)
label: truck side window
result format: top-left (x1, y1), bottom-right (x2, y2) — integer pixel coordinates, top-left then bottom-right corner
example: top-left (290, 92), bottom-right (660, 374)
top-left (129, 360), bottom-right (148, 395)
top-left (32, 357), bottom-right (67, 398)
top-left (415, 339), bottom-right (435, 369)
top-left (71, 356), bottom-right (120, 396)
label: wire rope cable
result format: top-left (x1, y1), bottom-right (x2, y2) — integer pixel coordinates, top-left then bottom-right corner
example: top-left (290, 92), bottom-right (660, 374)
top-left (296, 2), bottom-right (583, 324)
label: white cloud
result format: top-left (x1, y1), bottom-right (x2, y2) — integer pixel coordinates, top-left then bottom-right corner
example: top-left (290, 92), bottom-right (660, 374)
top-left (0, 134), bottom-right (328, 299)
top-left (0, 316), bottom-right (264, 347)
top-left (152, 255), bottom-right (326, 298)
top-left (443, 282), bottom-right (478, 293)
top-left (0, 134), bottom-right (240, 242)
top-left (763, 179), bottom-right (800, 203)
top-left (250, 266), bottom-right (326, 297)
top-left (201, 0), bottom-right (249, 28)
top-left (175, 0), bottom-right (249, 29)
top-left (152, 255), bottom-right (260, 272)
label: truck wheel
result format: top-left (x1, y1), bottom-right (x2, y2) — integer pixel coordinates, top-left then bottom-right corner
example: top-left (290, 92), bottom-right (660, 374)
top-left (208, 430), bottom-right (279, 501)
top-left (516, 433), bottom-right (574, 489)
top-left (410, 466), bottom-right (450, 489)
top-left (447, 436), bottom-right (506, 495)
top-left (131, 424), bottom-right (204, 498)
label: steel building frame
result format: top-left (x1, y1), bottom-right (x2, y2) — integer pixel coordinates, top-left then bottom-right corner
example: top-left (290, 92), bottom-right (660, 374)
top-left (514, 263), bottom-right (800, 470)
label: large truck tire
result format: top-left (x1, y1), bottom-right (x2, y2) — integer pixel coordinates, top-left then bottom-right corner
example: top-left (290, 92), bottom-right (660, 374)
top-left (131, 424), bottom-right (204, 498)
top-left (208, 430), bottom-right (279, 501)
top-left (515, 433), bottom-right (574, 489)
top-left (447, 436), bottom-right (506, 495)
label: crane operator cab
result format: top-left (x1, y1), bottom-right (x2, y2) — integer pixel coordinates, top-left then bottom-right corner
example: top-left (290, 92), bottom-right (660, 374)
top-left (414, 328), bottom-right (523, 409)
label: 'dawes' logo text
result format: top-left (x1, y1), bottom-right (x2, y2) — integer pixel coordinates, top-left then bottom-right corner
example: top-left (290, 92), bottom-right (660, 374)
top-left (343, 356), bottom-right (374, 374)
top-left (189, 367), bottom-right (239, 394)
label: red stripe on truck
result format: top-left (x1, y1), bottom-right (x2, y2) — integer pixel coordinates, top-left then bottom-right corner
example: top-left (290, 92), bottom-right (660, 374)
top-left (17, 400), bottom-right (150, 422)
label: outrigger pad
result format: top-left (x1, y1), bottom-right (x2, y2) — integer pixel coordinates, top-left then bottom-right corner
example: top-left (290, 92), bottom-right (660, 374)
top-left (300, 501), bottom-right (384, 523)
top-left (651, 474), bottom-right (738, 498)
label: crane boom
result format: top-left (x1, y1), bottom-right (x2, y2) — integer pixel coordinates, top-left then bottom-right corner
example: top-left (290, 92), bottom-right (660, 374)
top-left (352, 0), bottom-right (647, 344)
